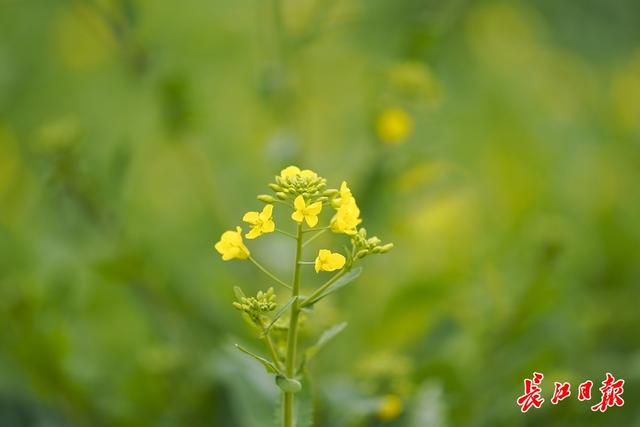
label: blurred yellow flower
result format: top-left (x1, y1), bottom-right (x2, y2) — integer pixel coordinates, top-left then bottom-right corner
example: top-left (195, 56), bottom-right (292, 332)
top-left (291, 195), bottom-right (322, 227)
top-left (376, 108), bottom-right (413, 144)
top-left (243, 204), bottom-right (275, 239)
top-left (214, 227), bottom-right (250, 260)
top-left (314, 249), bottom-right (345, 273)
top-left (280, 165), bottom-right (318, 179)
top-left (378, 394), bottom-right (403, 421)
top-left (331, 197), bottom-right (362, 235)
top-left (334, 181), bottom-right (353, 207)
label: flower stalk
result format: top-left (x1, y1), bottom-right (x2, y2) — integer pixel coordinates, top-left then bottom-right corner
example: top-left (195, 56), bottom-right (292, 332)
top-left (213, 166), bottom-right (393, 427)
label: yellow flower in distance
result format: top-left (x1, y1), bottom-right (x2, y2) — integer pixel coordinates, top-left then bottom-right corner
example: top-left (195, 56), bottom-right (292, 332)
top-left (314, 249), bottom-right (346, 273)
top-left (214, 226), bottom-right (250, 260)
top-left (378, 394), bottom-right (403, 421)
top-left (376, 108), bottom-right (413, 144)
top-left (243, 204), bottom-right (275, 239)
top-left (331, 197), bottom-right (362, 235)
top-left (291, 195), bottom-right (322, 227)
top-left (280, 165), bottom-right (318, 179)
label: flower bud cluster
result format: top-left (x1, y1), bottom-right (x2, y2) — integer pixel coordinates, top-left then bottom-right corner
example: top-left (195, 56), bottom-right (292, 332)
top-left (232, 287), bottom-right (277, 322)
top-left (353, 228), bottom-right (394, 259)
top-left (270, 168), bottom-right (327, 201)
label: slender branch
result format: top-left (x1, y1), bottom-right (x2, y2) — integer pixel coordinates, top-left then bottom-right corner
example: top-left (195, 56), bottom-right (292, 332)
top-left (302, 228), bottom-right (327, 247)
top-left (300, 268), bottom-right (346, 308)
top-left (263, 330), bottom-right (284, 371)
top-left (276, 228), bottom-right (296, 238)
top-left (302, 226), bottom-right (330, 233)
top-left (297, 261), bottom-right (315, 265)
top-left (273, 199), bottom-right (293, 208)
top-left (249, 256), bottom-right (292, 290)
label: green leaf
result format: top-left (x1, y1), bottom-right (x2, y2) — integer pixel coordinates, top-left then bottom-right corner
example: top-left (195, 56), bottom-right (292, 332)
top-left (305, 267), bottom-right (362, 306)
top-left (298, 322), bottom-right (348, 374)
top-left (306, 322), bottom-right (348, 360)
top-left (262, 296), bottom-right (297, 336)
top-left (234, 344), bottom-right (279, 374)
top-left (275, 375), bottom-right (302, 393)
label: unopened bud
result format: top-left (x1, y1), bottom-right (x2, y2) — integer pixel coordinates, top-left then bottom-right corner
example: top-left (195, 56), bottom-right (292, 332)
top-left (276, 192), bottom-right (287, 200)
top-left (371, 247), bottom-right (382, 254)
top-left (368, 237), bottom-right (382, 246)
top-left (257, 194), bottom-right (275, 203)
top-left (356, 249), bottom-right (369, 258)
top-left (380, 243), bottom-right (394, 253)
top-left (323, 189), bottom-right (339, 197)
top-left (269, 183), bottom-right (282, 192)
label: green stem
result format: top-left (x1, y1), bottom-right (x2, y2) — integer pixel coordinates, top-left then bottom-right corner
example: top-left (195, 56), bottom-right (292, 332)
top-left (276, 228), bottom-right (297, 238)
top-left (283, 223), bottom-right (303, 427)
top-left (300, 268), bottom-right (345, 308)
top-left (302, 228), bottom-right (327, 248)
top-left (302, 226), bottom-right (330, 233)
top-left (249, 256), bottom-right (292, 290)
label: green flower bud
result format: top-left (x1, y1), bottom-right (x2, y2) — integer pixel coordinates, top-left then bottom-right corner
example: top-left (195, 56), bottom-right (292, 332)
top-left (257, 194), bottom-right (275, 203)
top-left (276, 192), bottom-right (287, 200)
top-left (269, 183), bottom-right (282, 192)
top-left (323, 189), bottom-right (339, 197)
top-left (356, 249), bottom-right (369, 258)
top-left (368, 236), bottom-right (382, 246)
top-left (380, 243), bottom-right (394, 253)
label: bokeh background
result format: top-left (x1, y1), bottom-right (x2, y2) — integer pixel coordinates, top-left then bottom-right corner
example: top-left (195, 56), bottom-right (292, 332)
top-left (1, 0), bottom-right (640, 426)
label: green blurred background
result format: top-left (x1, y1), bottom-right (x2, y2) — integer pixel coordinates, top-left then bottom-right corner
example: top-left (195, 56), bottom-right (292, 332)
top-left (1, 0), bottom-right (639, 426)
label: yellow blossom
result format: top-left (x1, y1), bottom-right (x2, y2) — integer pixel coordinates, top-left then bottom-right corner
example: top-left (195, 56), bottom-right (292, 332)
top-left (331, 197), bottom-right (362, 235)
top-left (377, 394), bottom-right (403, 421)
top-left (214, 226), bottom-right (250, 260)
top-left (280, 165), bottom-right (318, 179)
top-left (243, 204), bottom-right (275, 239)
top-left (376, 108), bottom-right (413, 144)
top-left (314, 249), bottom-right (346, 273)
top-left (291, 195), bottom-right (322, 227)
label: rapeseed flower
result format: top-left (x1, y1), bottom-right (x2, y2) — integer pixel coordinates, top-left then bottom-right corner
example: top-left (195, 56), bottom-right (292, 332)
top-left (291, 195), bottom-right (322, 227)
top-left (314, 249), bottom-right (346, 273)
top-left (243, 204), bottom-right (275, 239)
top-left (214, 226), bottom-right (250, 260)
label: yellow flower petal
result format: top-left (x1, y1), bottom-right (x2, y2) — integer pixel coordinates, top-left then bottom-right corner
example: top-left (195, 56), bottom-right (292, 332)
top-left (245, 227), bottom-right (262, 239)
top-left (280, 165), bottom-right (301, 178)
top-left (242, 211), bottom-right (260, 224)
top-left (294, 195), bottom-right (306, 210)
top-left (305, 214), bottom-right (318, 227)
top-left (329, 252), bottom-right (346, 269)
top-left (291, 210), bottom-right (305, 223)
top-left (305, 201), bottom-right (322, 216)
top-left (262, 219), bottom-right (275, 233)
top-left (259, 204), bottom-right (273, 221)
